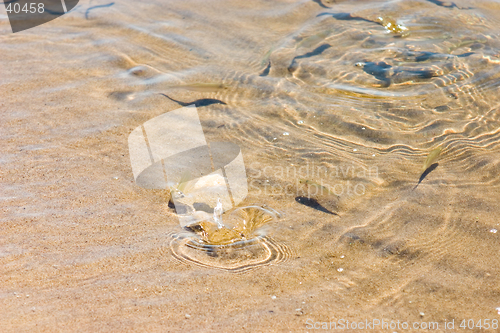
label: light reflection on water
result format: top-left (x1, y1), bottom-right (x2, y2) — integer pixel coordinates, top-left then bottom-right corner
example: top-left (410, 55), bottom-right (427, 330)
top-left (2, 0), bottom-right (500, 330)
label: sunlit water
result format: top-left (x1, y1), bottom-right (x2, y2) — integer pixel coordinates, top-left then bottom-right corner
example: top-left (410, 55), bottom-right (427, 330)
top-left (2, 0), bottom-right (500, 331)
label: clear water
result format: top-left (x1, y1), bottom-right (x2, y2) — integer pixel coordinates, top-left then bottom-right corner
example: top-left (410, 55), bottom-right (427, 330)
top-left (2, 0), bottom-right (500, 331)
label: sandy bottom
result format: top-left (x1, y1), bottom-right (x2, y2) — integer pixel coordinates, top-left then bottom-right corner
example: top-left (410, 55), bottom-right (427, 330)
top-left (1, 0), bottom-right (500, 332)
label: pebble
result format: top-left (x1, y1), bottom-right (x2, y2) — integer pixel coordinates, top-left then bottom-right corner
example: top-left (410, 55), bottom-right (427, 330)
top-left (298, 120), bottom-right (304, 124)
top-left (490, 228), bottom-right (497, 233)
top-left (271, 295), bottom-right (277, 300)
top-left (185, 314), bottom-right (191, 319)
top-left (337, 268), bottom-right (344, 272)
top-left (283, 132), bottom-right (289, 136)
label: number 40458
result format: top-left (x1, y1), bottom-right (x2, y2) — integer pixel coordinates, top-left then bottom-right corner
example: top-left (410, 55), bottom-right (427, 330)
top-left (460, 319), bottom-right (498, 329)
top-left (6, 2), bottom-right (45, 14)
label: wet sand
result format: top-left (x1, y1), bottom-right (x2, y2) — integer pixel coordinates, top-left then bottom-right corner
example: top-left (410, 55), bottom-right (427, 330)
top-left (1, 0), bottom-right (500, 332)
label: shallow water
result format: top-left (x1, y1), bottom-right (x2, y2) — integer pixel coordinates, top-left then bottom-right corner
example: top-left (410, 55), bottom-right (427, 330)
top-left (2, 0), bottom-right (500, 331)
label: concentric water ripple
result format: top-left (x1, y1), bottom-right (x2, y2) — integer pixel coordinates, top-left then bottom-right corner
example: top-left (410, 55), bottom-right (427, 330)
top-left (165, 205), bottom-right (291, 272)
top-left (168, 232), bottom-right (292, 272)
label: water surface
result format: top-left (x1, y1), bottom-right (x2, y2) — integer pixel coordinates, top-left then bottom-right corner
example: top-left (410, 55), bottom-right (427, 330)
top-left (1, 0), bottom-right (500, 331)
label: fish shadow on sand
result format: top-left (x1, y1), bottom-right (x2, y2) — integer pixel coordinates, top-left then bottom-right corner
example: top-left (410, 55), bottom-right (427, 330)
top-left (311, 0), bottom-right (330, 9)
top-left (295, 196), bottom-right (338, 216)
top-left (317, 12), bottom-right (374, 23)
top-left (426, 0), bottom-right (473, 9)
top-left (159, 93), bottom-right (226, 107)
top-left (259, 62), bottom-right (271, 76)
top-left (356, 61), bottom-right (441, 88)
top-left (413, 163), bottom-right (438, 190)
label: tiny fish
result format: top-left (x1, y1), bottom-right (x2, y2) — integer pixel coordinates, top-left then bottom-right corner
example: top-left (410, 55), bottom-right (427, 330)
top-left (422, 147), bottom-right (442, 171)
top-left (168, 171), bottom-right (194, 205)
top-left (376, 17), bottom-right (409, 37)
top-left (176, 171), bottom-right (193, 193)
top-left (296, 30), bottom-right (331, 49)
top-left (299, 179), bottom-right (338, 197)
top-left (261, 48), bottom-right (274, 67)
